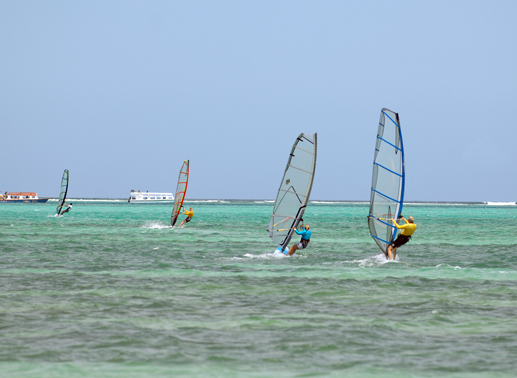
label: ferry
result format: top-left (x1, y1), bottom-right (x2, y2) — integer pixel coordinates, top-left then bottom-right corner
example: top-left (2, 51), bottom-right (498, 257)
top-left (128, 190), bottom-right (174, 203)
top-left (0, 192), bottom-right (49, 203)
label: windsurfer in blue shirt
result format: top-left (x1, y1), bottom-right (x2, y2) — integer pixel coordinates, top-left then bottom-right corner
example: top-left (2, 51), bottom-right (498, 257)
top-left (288, 224), bottom-right (311, 256)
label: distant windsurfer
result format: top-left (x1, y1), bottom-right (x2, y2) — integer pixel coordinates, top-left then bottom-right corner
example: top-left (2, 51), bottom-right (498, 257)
top-left (60, 203), bottom-right (73, 216)
top-left (288, 224), bottom-right (311, 256)
top-left (179, 207), bottom-right (194, 227)
top-left (387, 216), bottom-right (416, 260)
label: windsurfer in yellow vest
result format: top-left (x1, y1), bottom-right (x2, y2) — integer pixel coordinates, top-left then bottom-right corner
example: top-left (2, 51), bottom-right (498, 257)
top-left (179, 207), bottom-right (194, 227)
top-left (387, 216), bottom-right (417, 260)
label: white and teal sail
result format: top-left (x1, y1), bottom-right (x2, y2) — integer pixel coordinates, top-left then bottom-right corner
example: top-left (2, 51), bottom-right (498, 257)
top-left (269, 133), bottom-right (317, 251)
top-left (368, 109), bottom-right (405, 257)
top-left (56, 169), bottom-right (69, 216)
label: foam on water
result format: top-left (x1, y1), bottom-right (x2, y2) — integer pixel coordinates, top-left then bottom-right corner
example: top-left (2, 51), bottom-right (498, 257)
top-left (352, 253), bottom-right (396, 267)
top-left (142, 221), bottom-right (170, 229)
top-left (243, 252), bottom-right (288, 259)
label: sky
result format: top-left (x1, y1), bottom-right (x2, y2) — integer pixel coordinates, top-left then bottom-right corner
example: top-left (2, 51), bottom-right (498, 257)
top-left (1, 1), bottom-right (516, 201)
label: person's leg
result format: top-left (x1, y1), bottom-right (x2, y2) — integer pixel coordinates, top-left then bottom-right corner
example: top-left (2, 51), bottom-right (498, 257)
top-left (179, 220), bottom-right (185, 227)
top-left (392, 247), bottom-right (397, 260)
top-left (387, 245), bottom-right (393, 260)
top-left (288, 245), bottom-right (298, 256)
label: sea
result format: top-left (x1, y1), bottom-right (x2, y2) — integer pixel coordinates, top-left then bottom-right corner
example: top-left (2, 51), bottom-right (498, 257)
top-left (1, 200), bottom-right (517, 378)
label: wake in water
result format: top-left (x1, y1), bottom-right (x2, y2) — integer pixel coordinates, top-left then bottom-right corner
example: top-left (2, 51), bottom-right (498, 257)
top-left (142, 221), bottom-right (170, 229)
top-left (242, 251), bottom-right (289, 260)
top-left (345, 253), bottom-right (399, 267)
top-left (240, 247), bottom-right (311, 259)
top-left (371, 252), bottom-right (392, 262)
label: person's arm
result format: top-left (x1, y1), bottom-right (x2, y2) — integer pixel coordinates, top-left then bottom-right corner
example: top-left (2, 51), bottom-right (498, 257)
top-left (294, 229), bottom-right (307, 237)
top-left (391, 218), bottom-right (408, 230)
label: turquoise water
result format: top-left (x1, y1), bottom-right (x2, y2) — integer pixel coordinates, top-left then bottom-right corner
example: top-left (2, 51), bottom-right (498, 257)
top-left (1, 200), bottom-right (517, 377)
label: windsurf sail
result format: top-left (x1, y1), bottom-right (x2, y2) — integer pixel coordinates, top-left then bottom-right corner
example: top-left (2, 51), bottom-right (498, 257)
top-left (56, 169), bottom-right (69, 215)
top-left (368, 109), bottom-right (405, 256)
top-left (269, 133), bottom-right (317, 250)
top-left (171, 160), bottom-right (189, 226)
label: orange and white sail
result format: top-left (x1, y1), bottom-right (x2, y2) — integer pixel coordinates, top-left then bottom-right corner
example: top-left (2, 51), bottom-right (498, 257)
top-left (171, 160), bottom-right (190, 226)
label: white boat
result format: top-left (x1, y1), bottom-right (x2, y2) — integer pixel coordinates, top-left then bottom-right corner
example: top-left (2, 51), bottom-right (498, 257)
top-left (128, 190), bottom-right (174, 203)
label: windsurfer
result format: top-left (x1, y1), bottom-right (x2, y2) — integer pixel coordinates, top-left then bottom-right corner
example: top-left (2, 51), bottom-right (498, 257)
top-left (387, 216), bottom-right (416, 260)
top-left (60, 203), bottom-right (73, 216)
top-left (179, 207), bottom-right (194, 227)
top-left (288, 224), bottom-right (311, 256)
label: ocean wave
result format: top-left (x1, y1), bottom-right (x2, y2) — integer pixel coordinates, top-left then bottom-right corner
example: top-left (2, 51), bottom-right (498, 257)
top-left (435, 264), bottom-right (463, 270)
top-left (403, 202), bottom-right (485, 206)
top-left (311, 201), bottom-right (368, 204)
top-left (47, 198), bottom-right (128, 202)
top-left (185, 199), bottom-right (230, 203)
top-left (38, 198), bottom-right (513, 206)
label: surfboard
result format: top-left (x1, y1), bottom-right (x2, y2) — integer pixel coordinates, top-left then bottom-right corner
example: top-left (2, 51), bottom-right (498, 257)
top-left (368, 109), bottom-right (405, 258)
top-left (269, 133), bottom-right (317, 252)
top-left (171, 160), bottom-right (189, 227)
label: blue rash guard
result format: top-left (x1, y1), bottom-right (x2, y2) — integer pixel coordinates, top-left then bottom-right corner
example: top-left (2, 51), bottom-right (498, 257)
top-left (295, 229), bottom-right (311, 240)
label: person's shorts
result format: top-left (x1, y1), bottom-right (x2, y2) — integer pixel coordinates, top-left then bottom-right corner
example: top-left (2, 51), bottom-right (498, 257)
top-left (185, 217), bottom-right (192, 223)
top-left (296, 239), bottom-right (310, 249)
top-left (391, 234), bottom-right (411, 248)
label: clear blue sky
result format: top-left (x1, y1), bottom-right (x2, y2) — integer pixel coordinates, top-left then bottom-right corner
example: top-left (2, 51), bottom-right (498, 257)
top-left (2, 1), bottom-right (516, 201)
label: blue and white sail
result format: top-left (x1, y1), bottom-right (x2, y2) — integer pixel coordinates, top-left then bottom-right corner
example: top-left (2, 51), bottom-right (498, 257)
top-left (368, 109), bottom-right (405, 256)
top-left (269, 133), bottom-right (317, 252)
